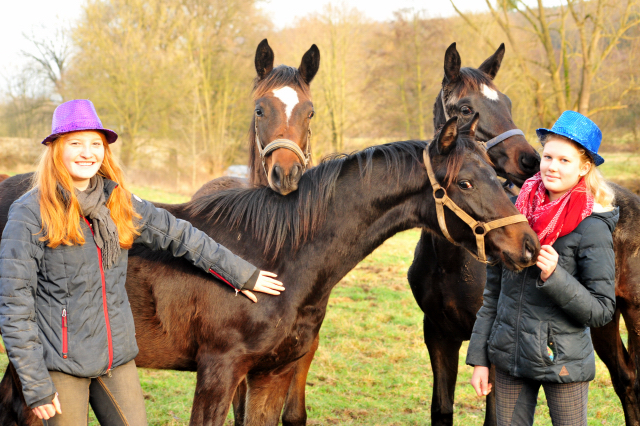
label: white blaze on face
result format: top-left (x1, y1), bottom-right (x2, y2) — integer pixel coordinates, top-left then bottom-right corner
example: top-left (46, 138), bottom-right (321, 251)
top-left (481, 84), bottom-right (499, 101)
top-left (272, 86), bottom-right (299, 125)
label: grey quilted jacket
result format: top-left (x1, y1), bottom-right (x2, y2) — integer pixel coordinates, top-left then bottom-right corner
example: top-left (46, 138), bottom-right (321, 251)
top-left (466, 208), bottom-right (618, 383)
top-left (0, 179), bottom-right (258, 407)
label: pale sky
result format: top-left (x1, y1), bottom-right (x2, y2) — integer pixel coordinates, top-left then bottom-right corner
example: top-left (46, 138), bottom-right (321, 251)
top-left (0, 0), bottom-right (486, 78)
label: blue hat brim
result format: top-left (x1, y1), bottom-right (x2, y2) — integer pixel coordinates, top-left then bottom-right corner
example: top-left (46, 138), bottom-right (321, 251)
top-left (41, 128), bottom-right (118, 145)
top-left (536, 127), bottom-right (604, 166)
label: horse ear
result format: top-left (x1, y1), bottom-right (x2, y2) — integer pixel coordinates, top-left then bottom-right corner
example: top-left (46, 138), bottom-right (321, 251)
top-left (443, 42), bottom-right (461, 86)
top-left (468, 113), bottom-right (480, 140)
top-left (437, 117), bottom-right (459, 155)
top-left (255, 39), bottom-right (275, 80)
top-left (299, 44), bottom-right (320, 85)
top-left (478, 43), bottom-right (505, 80)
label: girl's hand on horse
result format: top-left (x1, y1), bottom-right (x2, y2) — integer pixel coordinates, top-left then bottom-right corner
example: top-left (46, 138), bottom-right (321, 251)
top-left (241, 271), bottom-right (285, 303)
top-left (32, 393), bottom-right (61, 420)
top-left (471, 366), bottom-right (492, 397)
top-left (537, 245), bottom-right (558, 282)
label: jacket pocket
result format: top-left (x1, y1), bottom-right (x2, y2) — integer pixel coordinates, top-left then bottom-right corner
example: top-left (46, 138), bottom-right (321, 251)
top-left (541, 322), bottom-right (556, 366)
top-left (61, 308), bottom-right (68, 359)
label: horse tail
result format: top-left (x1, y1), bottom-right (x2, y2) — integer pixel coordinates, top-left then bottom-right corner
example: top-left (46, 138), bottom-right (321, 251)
top-left (0, 362), bottom-right (39, 426)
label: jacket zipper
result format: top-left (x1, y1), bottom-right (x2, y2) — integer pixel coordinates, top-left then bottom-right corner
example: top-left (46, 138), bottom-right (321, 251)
top-left (512, 268), bottom-right (529, 376)
top-left (83, 217), bottom-right (113, 373)
top-left (62, 309), bottom-right (68, 359)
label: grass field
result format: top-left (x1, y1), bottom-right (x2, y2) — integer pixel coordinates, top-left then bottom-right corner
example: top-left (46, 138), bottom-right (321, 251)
top-left (0, 159), bottom-right (632, 425)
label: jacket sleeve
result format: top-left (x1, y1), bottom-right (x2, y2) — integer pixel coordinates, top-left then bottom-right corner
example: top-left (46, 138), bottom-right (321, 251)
top-left (537, 220), bottom-right (616, 327)
top-left (0, 201), bottom-right (56, 408)
top-left (466, 262), bottom-right (502, 367)
top-left (132, 196), bottom-right (259, 291)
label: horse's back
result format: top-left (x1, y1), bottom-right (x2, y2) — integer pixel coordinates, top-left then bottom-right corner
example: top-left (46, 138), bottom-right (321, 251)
top-left (191, 176), bottom-right (250, 200)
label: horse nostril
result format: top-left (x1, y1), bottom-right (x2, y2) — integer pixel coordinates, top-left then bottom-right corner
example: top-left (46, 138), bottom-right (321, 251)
top-left (523, 235), bottom-right (537, 263)
top-left (272, 165), bottom-right (283, 188)
top-left (520, 152), bottom-right (541, 172)
top-left (291, 164), bottom-right (303, 180)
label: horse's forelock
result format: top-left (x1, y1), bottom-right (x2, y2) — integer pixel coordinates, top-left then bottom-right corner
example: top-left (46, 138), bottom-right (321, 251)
top-left (445, 67), bottom-right (497, 104)
top-left (253, 65), bottom-right (311, 100)
top-left (431, 127), bottom-right (493, 188)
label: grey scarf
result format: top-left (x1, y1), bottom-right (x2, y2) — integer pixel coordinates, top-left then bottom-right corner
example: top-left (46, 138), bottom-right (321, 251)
top-left (75, 176), bottom-right (120, 269)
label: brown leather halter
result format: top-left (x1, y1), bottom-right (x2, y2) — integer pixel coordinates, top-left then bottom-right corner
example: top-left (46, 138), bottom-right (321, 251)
top-left (423, 149), bottom-right (528, 264)
top-left (255, 118), bottom-right (312, 177)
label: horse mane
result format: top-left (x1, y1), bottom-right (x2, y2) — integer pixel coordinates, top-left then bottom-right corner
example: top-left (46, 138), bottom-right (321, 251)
top-left (191, 136), bottom-right (487, 262)
top-left (191, 140), bottom-right (426, 261)
top-left (248, 65), bottom-right (312, 184)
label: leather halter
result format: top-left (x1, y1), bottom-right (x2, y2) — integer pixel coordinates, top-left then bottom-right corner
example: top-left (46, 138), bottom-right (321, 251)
top-left (422, 149), bottom-right (528, 264)
top-left (255, 117), bottom-right (312, 177)
top-left (439, 90), bottom-right (525, 151)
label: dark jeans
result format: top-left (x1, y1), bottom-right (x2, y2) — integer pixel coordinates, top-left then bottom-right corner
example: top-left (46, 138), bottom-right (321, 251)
top-left (495, 368), bottom-right (589, 426)
top-left (42, 360), bottom-right (147, 426)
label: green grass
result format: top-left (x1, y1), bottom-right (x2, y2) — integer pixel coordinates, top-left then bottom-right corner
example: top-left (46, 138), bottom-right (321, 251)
top-left (0, 230), bottom-right (625, 425)
top-left (599, 152), bottom-right (640, 182)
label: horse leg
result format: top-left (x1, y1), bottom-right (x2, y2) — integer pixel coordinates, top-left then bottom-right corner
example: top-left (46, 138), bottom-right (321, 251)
top-left (485, 365), bottom-right (497, 426)
top-left (591, 309), bottom-right (640, 425)
top-left (190, 352), bottom-right (246, 426)
top-left (281, 334), bottom-right (320, 426)
top-left (244, 365), bottom-right (297, 426)
top-left (232, 379), bottom-right (248, 426)
top-left (424, 316), bottom-right (463, 426)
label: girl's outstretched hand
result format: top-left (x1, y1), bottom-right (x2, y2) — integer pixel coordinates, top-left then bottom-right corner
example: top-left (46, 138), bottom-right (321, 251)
top-left (241, 271), bottom-right (285, 303)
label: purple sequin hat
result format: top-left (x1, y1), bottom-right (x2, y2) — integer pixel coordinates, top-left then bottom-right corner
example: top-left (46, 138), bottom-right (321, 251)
top-left (41, 99), bottom-right (118, 145)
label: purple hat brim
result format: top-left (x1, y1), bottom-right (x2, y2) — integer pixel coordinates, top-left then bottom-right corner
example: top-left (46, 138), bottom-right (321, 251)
top-left (536, 127), bottom-right (604, 166)
top-left (41, 128), bottom-right (118, 145)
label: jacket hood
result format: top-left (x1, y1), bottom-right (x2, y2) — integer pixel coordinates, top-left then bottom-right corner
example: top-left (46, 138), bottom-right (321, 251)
top-left (588, 206), bottom-right (619, 233)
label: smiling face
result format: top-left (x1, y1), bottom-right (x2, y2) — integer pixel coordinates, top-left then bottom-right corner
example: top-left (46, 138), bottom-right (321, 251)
top-left (60, 130), bottom-right (106, 190)
top-left (540, 137), bottom-right (591, 201)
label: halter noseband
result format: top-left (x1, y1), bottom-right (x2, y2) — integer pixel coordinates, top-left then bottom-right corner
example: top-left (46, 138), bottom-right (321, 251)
top-left (440, 90), bottom-right (525, 151)
top-left (422, 148), bottom-right (528, 264)
top-left (255, 117), bottom-right (312, 177)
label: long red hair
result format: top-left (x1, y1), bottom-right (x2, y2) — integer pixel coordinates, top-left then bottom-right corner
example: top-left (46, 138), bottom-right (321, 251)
top-left (31, 132), bottom-right (141, 248)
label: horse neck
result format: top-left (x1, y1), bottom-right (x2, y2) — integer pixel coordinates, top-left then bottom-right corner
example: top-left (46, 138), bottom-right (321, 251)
top-left (286, 158), bottom-right (432, 305)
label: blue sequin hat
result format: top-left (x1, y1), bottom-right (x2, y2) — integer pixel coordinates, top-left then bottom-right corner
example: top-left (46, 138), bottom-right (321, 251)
top-left (536, 110), bottom-right (604, 166)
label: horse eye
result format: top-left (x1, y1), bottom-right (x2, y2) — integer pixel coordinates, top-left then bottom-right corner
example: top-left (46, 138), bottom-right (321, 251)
top-left (460, 106), bottom-right (473, 116)
top-left (458, 180), bottom-right (473, 190)
top-left (308, 111), bottom-right (315, 119)
top-left (255, 108), bottom-right (263, 117)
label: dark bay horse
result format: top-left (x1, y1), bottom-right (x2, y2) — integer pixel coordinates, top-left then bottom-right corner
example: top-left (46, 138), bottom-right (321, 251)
top-left (407, 42), bottom-right (541, 426)
top-left (0, 117), bottom-right (540, 425)
top-left (192, 38), bottom-right (319, 197)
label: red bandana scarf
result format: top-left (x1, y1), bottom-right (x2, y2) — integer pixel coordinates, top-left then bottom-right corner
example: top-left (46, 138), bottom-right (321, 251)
top-left (515, 172), bottom-right (594, 246)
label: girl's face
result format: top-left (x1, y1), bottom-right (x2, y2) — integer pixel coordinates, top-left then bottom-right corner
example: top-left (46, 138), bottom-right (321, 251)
top-left (540, 138), bottom-right (591, 202)
top-left (61, 131), bottom-right (105, 190)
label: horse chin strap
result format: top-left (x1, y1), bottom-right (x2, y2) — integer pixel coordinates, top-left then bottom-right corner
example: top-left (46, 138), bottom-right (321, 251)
top-left (422, 149), bottom-right (528, 264)
top-left (255, 118), bottom-right (312, 177)
top-left (439, 90), bottom-right (525, 151)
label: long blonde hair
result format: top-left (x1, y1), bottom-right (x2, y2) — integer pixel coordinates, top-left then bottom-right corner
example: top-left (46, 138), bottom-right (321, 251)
top-left (31, 132), bottom-right (141, 248)
top-left (540, 133), bottom-right (615, 207)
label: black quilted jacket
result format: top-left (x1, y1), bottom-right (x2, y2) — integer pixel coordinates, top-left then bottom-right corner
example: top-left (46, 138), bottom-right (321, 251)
top-left (466, 208), bottom-right (619, 383)
top-left (0, 179), bottom-right (258, 407)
